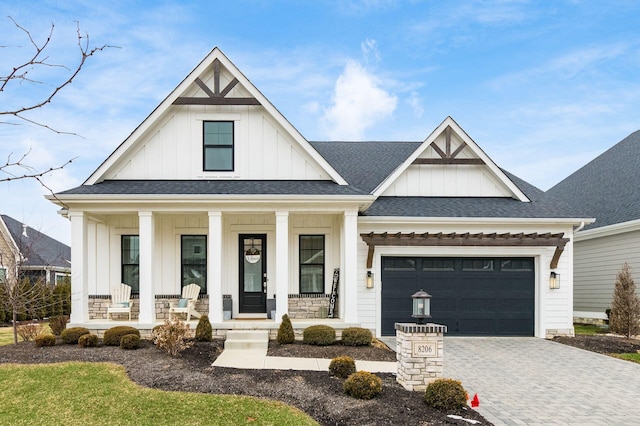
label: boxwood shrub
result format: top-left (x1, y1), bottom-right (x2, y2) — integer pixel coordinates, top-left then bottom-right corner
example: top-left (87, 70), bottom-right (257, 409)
top-left (303, 325), bottom-right (336, 346)
top-left (60, 327), bottom-right (90, 344)
top-left (341, 327), bottom-right (372, 346)
top-left (104, 326), bottom-right (140, 346)
top-left (424, 378), bottom-right (468, 410)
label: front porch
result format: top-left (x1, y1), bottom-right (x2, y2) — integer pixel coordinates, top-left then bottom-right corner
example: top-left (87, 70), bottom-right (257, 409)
top-left (73, 317), bottom-right (361, 340)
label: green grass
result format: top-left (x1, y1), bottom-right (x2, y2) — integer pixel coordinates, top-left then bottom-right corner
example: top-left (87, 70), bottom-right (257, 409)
top-left (612, 353), bottom-right (640, 364)
top-left (0, 326), bottom-right (24, 346)
top-left (0, 324), bottom-right (54, 346)
top-left (574, 323), bottom-right (607, 335)
top-left (0, 362), bottom-right (318, 426)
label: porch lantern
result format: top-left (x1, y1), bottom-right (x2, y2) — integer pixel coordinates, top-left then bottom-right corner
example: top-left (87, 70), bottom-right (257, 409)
top-left (411, 289), bottom-right (432, 324)
top-left (549, 271), bottom-right (560, 289)
top-left (366, 270), bottom-right (374, 289)
top-left (244, 238), bottom-right (261, 264)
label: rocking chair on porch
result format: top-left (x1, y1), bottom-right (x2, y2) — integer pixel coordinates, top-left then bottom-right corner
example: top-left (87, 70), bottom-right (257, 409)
top-left (107, 283), bottom-right (132, 320)
top-left (169, 283), bottom-right (202, 321)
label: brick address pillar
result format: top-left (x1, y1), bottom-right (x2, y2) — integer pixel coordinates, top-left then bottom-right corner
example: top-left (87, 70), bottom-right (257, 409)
top-left (395, 322), bottom-right (447, 392)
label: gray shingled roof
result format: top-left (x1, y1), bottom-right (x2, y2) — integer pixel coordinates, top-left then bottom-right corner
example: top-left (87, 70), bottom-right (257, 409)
top-left (311, 141), bottom-right (584, 218)
top-left (57, 141), bottom-right (587, 220)
top-left (57, 180), bottom-right (368, 196)
top-left (309, 141), bottom-right (421, 193)
top-left (547, 130), bottom-right (640, 230)
top-left (1, 215), bottom-right (71, 268)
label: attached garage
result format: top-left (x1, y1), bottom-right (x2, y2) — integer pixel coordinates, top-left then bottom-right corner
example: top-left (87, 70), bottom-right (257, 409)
top-left (381, 256), bottom-right (535, 336)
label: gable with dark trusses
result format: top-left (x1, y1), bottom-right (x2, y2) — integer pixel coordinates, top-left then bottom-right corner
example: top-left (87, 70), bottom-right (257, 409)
top-left (547, 130), bottom-right (640, 230)
top-left (310, 141), bottom-right (586, 220)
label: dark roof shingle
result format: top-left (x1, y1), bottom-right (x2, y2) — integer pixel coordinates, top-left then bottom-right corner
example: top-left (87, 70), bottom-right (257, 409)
top-left (547, 130), bottom-right (640, 230)
top-left (1, 215), bottom-right (70, 268)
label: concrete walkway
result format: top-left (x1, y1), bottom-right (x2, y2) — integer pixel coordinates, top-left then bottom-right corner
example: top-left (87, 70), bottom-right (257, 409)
top-left (213, 349), bottom-right (396, 373)
top-left (439, 337), bottom-right (640, 425)
top-left (212, 330), bottom-right (396, 373)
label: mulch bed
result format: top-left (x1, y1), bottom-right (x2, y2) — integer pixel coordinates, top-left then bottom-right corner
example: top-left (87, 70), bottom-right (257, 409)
top-left (0, 338), bottom-right (487, 426)
top-left (552, 333), bottom-right (640, 354)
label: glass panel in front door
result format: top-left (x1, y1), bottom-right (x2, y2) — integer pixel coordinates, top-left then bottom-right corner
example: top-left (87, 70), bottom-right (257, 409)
top-left (243, 238), bottom-right (263, 292)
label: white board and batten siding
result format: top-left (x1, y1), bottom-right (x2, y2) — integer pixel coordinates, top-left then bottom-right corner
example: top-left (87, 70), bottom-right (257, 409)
top-left (381, 129), bottom-right (513, 198)
top-left (574, 228), bottom-right (640, 320)
top-left (102, 66), bottom-right (331, 182)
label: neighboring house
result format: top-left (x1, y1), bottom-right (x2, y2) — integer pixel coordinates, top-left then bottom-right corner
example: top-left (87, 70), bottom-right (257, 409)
top-left (48, 48), bottom-right (590, 338)
top-left (0, 215), bottom-right (71, 286)
top-left (548, 130), bottom-right (640, 323)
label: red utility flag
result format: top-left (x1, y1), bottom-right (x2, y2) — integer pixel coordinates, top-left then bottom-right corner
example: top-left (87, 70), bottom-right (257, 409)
top-left (471, 393), bottom-right (480, 408)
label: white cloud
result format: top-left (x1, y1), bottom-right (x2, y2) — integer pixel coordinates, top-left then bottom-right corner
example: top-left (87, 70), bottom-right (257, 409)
top-left (321, 61), bottom-right (397, 140)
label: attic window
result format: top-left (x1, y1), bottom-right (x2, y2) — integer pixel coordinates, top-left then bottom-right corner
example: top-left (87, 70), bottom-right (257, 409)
top-left (204, 121), bottom-right (234, 171)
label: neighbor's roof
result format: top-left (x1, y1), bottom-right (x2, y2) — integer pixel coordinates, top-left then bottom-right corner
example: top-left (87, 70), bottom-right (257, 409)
top-left (0, 215), bottom-right (70, 268)
top-left (547, 130), bottom-right (640, 230)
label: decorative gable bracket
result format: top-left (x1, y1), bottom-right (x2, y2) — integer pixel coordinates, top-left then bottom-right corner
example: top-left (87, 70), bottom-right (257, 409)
top-left (360, 232), bottom-right (569, 269)
top-left (172, 59), bottom-right (261, 106)
top-left (413, 126), bottom-right (484, 165)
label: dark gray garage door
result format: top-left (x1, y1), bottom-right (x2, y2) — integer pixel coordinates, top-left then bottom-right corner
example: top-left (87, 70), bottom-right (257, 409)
top-left (381, 257), bottom-right (534, 336)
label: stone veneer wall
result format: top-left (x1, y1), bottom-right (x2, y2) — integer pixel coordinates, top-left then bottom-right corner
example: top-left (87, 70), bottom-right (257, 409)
top-left (287, 294), bottom-right (334, 319)
top-left (88, 295), bottom-right (209, 320)
top-left (395, 322), bottom-right (447, 392)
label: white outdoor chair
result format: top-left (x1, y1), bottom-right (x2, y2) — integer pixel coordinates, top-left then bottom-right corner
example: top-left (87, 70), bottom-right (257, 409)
top-left (169, 283), bottom-right (202, 321)
top-left (107, 283), bottom-right (132, 320)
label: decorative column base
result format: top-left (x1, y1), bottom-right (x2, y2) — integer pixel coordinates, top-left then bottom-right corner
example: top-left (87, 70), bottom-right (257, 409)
top-left (395, 322), bottom-right (447, 392)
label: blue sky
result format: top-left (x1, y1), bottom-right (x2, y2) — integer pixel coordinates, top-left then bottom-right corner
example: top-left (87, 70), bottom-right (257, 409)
top-left (2, 0), bottom-right (640, 244)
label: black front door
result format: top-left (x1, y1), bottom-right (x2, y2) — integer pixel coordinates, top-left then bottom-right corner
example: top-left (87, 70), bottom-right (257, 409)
top-left (239, 234), bottom-right (267, 313)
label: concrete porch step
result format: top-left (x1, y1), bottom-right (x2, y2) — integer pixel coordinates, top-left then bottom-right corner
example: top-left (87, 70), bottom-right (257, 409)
top-left (224, 330), bottom-right (269, 351)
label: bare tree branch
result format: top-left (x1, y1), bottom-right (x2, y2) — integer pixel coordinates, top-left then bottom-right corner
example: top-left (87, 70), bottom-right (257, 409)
top-left (1, 17), bottom-right (112, 187)
top-left (1, 17), bottom-right (112, 123)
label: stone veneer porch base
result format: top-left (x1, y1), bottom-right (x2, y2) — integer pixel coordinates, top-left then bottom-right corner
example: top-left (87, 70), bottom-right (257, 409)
top-left (71, 318), bottom-right (362, 340)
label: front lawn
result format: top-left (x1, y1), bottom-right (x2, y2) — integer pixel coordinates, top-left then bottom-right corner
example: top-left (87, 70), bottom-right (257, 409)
top-left (0, 362), bottom-right (317, 426)
top-left (612, 353), bottom-right (640, 364)
top-left (0, 326), bottom-right (23, 346)
top-left (574, 323), bottom-right (607, 335)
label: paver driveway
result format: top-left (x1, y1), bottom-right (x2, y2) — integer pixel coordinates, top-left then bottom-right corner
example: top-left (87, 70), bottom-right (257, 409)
top-left (443, 337), bottom-right (640, 425)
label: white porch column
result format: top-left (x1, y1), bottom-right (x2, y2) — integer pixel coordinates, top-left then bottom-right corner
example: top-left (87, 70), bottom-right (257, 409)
top-left (342, 210), bottom-right (358, 323)
top-left (208, 211), bottom-right (223, 323)
top-left (275, 211), bottom-right (289, 321)
top-left (69, 211), bottom-right (88, 323)
top-left (138, 212), bottom-right (155, 324)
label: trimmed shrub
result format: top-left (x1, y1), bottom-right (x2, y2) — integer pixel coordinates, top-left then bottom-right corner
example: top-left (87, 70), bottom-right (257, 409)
top-left (120, 333), bottom-right (141, 350)
top-left (49, 315), bottom-right (68, 336)
top-left (78, 334), bottom-right (99, 348)
top-left (424, 378), bottom-right (468, 411)
top-left (329, 356), bottom-right (356, 378)
top-left (343, 371), bottom-right (383, 399)
top-left (152, 319), bottom-right (193, 356)
top-left (35, 334), bottom-right (56, 347)
top-left (341, 327), bottom-right (372, 346)
top-left (103, 326), bottom-right (140, 346)
top-left (277, 314), bottom-right (295, 344)
top-left (60, 327), bottom-right (90, 344)
top-left (303, 325), bottom-right (336, 346)
top-left (195, 314), bottom-right (213, 342)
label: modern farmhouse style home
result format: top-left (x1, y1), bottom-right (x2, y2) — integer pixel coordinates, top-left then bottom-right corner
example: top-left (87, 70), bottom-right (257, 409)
top-left (49, 48), bottom-right (590, 338)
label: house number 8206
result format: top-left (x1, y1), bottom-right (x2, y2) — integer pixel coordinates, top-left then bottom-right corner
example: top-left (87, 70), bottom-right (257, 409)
top-left (412, 341), bottom-right (437, 357)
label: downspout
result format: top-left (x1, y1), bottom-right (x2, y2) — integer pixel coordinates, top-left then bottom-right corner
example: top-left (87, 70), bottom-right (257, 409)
top-left (574, 221), bottom-right (586, 233)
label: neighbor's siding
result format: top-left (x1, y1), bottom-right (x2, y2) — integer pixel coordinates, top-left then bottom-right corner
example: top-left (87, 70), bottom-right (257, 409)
top-left (574, 229), bottom-right (640, 318)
